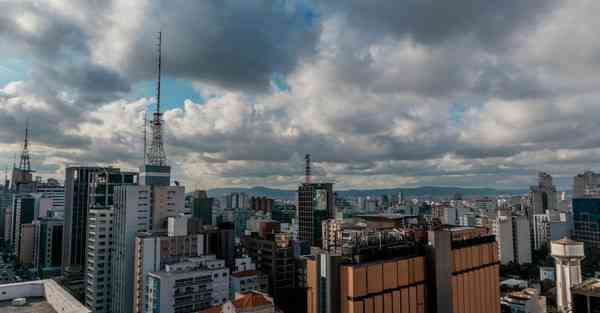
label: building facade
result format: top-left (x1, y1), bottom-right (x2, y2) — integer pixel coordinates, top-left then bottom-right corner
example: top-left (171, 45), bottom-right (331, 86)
top-left (62, 166), bottom-right (137, 299)
top-left (146, 256), bottom-right (230, 313)
top-left (85, 208), bottom-right (114, 313)
top-left (297, 183), bottom-right (334, 247)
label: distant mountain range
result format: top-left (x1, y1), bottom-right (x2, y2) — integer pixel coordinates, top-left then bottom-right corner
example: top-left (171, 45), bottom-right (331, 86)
top-left (207, 186), bottom-right (528, 201)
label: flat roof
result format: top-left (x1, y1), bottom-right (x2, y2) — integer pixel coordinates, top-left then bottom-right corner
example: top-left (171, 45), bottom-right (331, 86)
top-left (573, 279), bottom-right (600, 296)
top-left (0, 297), bottom-right (57, 313)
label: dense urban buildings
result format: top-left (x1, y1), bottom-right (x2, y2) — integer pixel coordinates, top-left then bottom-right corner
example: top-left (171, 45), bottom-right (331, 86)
top-left (62, 166), bottom-right (137, 299)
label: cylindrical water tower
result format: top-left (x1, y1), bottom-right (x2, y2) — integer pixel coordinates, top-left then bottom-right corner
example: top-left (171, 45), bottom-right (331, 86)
top-left (551, 237), bottom-right (584, 313)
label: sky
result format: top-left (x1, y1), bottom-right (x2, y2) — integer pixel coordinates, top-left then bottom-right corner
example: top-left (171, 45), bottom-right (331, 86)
top-left (1, 0), bottom-right (600, 190)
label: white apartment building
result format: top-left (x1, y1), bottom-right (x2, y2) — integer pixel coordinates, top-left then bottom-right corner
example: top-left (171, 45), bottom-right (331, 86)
top-left (112, 185), bottom-right (185, 313)
top-left (230, 257), bottom-right (258, 297)
top-left (147, 256), bottom-right (230, 313)
top-left (85, 208), bottom-right (114, 313)
top-left (533, 211), bottom-right (573, 250)
top-left (494, 215), bottom-right (532, 264)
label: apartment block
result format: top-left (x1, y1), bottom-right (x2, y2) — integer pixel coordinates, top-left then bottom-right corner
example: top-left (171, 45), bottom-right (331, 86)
top-left (85, 208), bottom-right (114, 313)
top-left (146, 256), bottom-right (230, 313)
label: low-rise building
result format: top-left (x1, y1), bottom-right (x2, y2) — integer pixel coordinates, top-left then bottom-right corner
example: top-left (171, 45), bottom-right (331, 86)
top-left (201, 291), bottom-right (274, 313)
top-left (501, 288), bottom-right (547, 313)
top-left (0, 279), bottom-right (90, 313)
top-left (146, 256), bottom-right (229, 313)
top-left (571, 279), bottom-right (600, 313)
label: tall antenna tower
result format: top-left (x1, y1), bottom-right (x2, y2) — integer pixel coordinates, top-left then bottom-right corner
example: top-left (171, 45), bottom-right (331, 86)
top-left (146, 31), bottom-right (168, 166)
top-left (18, 119), bottom-right (31, 172)
top-left (305, 154), bottom-right (311, 184)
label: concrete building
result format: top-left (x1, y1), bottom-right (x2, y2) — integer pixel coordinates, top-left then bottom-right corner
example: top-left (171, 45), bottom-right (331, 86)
top-left (36, 183), bottom-right (65, 212)
top-left (146, 256), bottom-right (229, 313)
top-left (306, 226), bottom-right (501, 313)
top-left (18, 223), bottom-right (35, 265)
top-left (494, 215), bottom-right (532, 264)
top-left (11, 194), bottom-right (35, 257)
top-left (0, 279), bottom-right (90, 313)
top-left (133, 221), bottom-right (235, 313)
top-left (528, 172), bottom-right (557, 217)
top-left (571, 278), bottom-right (600, 313)
top-left (200, 291), bottom-right (275, 313)
top-left (573, 171), bottom-right (600, 199)
top-left (230, 257), bottom-right (259, 297)
top-left (111, 182), bottom-right (187, 313)
top-left (500, 288), bottom-right (547, 313)
top-left (62, 166), bottom-right (137, 299)
top-left (297, 182), bottom-right (334, 247)
top-left (85, 208), bottom-right (114, 313)
top-left (533, 211), bottom-right (573, 250)
top-left (241, 233), bottom-right (296, 303)
top-left (551, 238), bottom-right (584, 313)
top-left (250, 197), bottom-right (274, 213)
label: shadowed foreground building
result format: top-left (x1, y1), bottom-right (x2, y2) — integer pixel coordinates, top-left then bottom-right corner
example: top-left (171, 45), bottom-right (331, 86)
top-left (306, 225), bottom-right (500, 313)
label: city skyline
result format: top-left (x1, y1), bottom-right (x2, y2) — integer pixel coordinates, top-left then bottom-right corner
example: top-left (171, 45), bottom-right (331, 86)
top-left (3, 1), bottom-right (600, 190)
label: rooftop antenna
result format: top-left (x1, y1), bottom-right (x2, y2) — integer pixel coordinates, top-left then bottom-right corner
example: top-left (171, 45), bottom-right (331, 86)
top-left (305, 154), bottom-right (311, 184)
top-left (143, 111), bottom-right (147, 165)
top-left (18, 119), bottom-right (31, 172)
top-left (146, 31), bottom-right (168, 166)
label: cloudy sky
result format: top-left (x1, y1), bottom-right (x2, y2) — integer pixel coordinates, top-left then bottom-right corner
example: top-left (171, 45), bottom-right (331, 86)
top-left (1, 0), bottom-right (599, 190)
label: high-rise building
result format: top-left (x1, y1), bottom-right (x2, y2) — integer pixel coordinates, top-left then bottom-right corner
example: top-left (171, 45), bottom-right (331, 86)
top-left (494, 215), bottom-right (532, 264)
top-left (528, 172), bottom-right (557, 217)
top-left (573, 198), bottom-right (600, 248)
top-left (306, 225), bottom-right (501, 313)
top-left (11, 194), bottom-right (35, 256)
top-left (36, 182), bottom-right (65, 212)
top-left (111, 183), bottom-right (186, 313)
top-left (551, 238), bottom-right (584, 313)
top-left (18, 223), bottom-right (35, 265)
top-left (33, 217), bottom-right (63, 277)
top-left (85, 208), bottom-right (114, 313)
top-left (533, 211), bottom-right (573, 250)
top-left (242, 233), bottom-right (296, 303)
top-left (62, 166), bottom-right (137, 300)
top-left (250, 197), bottom-right (274, 213)
top-left (297, 182), bottom-right (334, 247)
top-left (146, 256), bottom-right (230, 313)
top-left (191, 190), bottom-right (214, 225)
top-left (573, 171), bottom-right (600, 198)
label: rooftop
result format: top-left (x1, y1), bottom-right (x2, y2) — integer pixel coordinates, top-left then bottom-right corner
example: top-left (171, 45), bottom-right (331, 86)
top-left (573, 279), bottom-right (600, 296)
top-left (232, 270), bottom-right (257, 278)
top-left (201, 291), bottom-right (273, 313)
top-left (0, 297), bottom-right (57, 313)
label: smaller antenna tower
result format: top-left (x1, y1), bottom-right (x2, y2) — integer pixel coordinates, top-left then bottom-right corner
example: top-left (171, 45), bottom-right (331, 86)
top-left (18, 119), bottom-right (31, 172)
top-left (305, 154), bottom-right (311, 184)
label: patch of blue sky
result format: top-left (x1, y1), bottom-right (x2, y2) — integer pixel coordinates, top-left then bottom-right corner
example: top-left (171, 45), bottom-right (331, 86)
top-left (271, 72), bottom-right (290, 92)
top-left (0, 58), bottom-right (31, 87)
top-left (130, 78), bottom-right (204, 111)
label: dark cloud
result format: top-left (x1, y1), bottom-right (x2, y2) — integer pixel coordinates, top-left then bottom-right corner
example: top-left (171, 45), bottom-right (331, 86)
top-left (318, 0), bottom-right (558, 48)
top-left (121, 0), bottom-right (320, 92)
